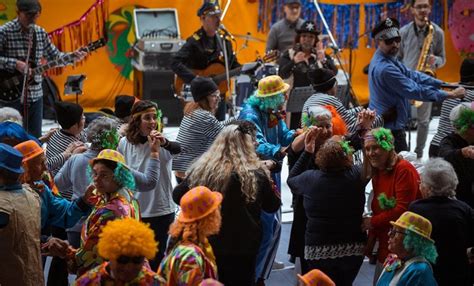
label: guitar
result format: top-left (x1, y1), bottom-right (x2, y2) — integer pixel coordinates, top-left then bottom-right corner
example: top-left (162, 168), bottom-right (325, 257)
top-left (174, 51), bottom-right (279, 97)
top-left (0, 38), bottom-right (106, 102)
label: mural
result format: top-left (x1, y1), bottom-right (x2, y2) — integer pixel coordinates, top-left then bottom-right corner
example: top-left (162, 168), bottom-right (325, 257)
top-left (0, 0), bottom-right (16, 24)
top-left (449, 0), bottom-right (474, 57)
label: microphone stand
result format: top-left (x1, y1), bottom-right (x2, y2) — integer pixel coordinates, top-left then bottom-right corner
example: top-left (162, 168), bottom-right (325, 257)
top-left (21, 26), bottom-right (34, 133)
top-left (311, 0), bottom-right (359, 106)
top-left (219, 0), bottom-right (234, 115)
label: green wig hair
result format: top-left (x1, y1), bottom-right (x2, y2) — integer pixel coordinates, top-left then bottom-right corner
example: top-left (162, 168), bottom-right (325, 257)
top-left (403, 227), bottom-right (438, 264)
top-left (246, 92), bottom-right (285, 111)
top-left (453, 108), bottom-right (474, 135)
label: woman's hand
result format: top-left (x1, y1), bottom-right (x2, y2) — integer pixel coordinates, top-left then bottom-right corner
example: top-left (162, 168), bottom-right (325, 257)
top-left (304, 127), bottom-right (323, 153)
top-left (357, 108), bottom-right (376, 130)
top-left (361, 217), bottom-right (372, 232)
top-left (148, 131), bottom-right (161, 158)
top-left (293, 51), bottom-right (307, 64)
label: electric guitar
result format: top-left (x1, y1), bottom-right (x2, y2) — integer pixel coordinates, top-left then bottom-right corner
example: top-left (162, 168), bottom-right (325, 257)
top-left (174, 50), bottom-right (279, 97)
top-left (0, 38), bottom-right (106, 102)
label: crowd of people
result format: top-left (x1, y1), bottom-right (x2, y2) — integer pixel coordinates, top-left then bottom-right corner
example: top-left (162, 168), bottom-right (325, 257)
top-left (1, 0), bottom-right (473, 285)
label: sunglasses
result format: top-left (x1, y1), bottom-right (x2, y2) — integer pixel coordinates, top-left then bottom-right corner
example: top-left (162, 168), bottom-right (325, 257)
top-left (384, 37), bottom-right (401, 45)
top-left (116, 255), bottom-right (145, 264)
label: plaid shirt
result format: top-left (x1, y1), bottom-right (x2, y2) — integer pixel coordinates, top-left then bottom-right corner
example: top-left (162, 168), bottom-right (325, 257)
top-left (0, 18), bottom-right (69, 102)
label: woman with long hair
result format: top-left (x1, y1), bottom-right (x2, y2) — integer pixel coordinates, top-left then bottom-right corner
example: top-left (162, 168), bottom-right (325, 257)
top-left (118, 99), bottom-right (181, 269)
top-left (173, 124), bottom-right (281, 286)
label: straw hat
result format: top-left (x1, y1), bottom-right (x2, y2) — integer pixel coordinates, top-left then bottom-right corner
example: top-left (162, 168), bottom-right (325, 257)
top-left (255, 75), bottom-right (290, 97)
top-left (178, 186), bottom-right (222, 223)
top-left (390, 211), bottom-right (434, 242)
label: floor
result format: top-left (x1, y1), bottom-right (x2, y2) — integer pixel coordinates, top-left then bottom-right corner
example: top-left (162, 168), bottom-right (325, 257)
top-left (42, 116), bottom-right (439, 285)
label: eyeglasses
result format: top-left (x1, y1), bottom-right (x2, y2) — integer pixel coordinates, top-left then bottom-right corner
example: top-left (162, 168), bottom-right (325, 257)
top-left (388, 228), bottom-right (406, 237)
top-left (384, 37), bottom-right (401, 45)
top-left (116, 255), bottom-right (145, 264)
top-left (91, 172), bottom-right (114, 180)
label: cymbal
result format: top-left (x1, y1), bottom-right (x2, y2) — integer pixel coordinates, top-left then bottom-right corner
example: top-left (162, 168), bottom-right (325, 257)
top-left (233, 33), bottom-right (266, 43)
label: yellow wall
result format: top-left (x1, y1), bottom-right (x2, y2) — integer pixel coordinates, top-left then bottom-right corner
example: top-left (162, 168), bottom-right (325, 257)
top-left (2, 0), bottom-right (462, 110)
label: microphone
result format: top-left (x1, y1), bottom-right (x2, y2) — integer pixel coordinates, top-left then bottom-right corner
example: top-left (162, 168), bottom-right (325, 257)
top-left (219, 24), bottom-right (235, 41)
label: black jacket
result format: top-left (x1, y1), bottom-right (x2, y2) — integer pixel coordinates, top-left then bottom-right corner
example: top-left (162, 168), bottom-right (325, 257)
top-left (171, 27), bottom-right (240, 84)
top-left (409, 196), bottom-right (474, 286)
top-left (438, 132), bottom-right (474, 208)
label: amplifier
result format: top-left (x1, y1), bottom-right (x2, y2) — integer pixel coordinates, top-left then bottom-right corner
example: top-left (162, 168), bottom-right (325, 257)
top-left (137, 38), bottom-right (185, 53)
top-left (132, 47), bottom-right (178, 71)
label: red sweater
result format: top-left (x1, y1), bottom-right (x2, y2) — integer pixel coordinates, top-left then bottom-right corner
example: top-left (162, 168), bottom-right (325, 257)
top-left (370, 159), bottom-right (421, 263)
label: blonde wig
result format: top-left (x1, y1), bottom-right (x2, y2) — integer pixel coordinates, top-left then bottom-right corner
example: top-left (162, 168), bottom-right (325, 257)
top-left (187, 124), bottom-right (264, 203)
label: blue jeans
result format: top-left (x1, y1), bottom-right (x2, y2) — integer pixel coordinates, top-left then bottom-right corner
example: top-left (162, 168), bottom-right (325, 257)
top-left (0, 97), bottom-right (43, 138)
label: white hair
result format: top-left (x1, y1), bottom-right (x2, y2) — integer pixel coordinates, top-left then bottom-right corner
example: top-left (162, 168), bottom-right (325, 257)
top-left (421, 158), bottom-right (458, 197)
top-left (0, 107), bottom-right (22, 124)
top-left (305, 105), bottom-right (332, 120)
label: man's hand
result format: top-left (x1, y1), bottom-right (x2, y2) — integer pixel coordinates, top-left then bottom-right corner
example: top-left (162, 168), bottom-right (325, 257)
top-left (41, 237), bottom-right (70, 258)
top-left (427, 55), bottom-right (436, 66)
top-left (15, 60), bottom-right (31, 75)
top-left (304, 127), bottom-right (323, 153)
top-left (361, 217), bottom-right (372, 232)
top-left (72, 49), bottom-right (87, 62)
top-left (39, 128), bottom-right (58, 143)
top-left (447, 87), bottom-right (465, 99)
top-left (461, 146), bottom-right (474, 159)
top-left (357, 109), bottom-right (376, 130)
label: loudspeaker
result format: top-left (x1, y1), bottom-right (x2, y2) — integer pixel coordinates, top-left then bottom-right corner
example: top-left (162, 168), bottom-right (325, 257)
top-left (42, 77), bottom-right (60, 120)
top-left (133, 68), bottom-right (183, 126)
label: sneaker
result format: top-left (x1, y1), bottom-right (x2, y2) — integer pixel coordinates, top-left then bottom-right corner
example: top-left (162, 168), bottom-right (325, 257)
top-left (272, 261), bottom-right (285, 270)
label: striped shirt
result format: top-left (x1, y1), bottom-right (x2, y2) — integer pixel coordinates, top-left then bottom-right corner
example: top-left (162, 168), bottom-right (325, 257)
top-left (431, 89), bottom-right (474, 147)
top-left (302, 92), bottom-right (383, 133)
top-left (0, 19), bottom-right (69, 102)
top-left (45, 129), bottom-right (85, 199)
top-left (172, 109), bottom-right (232, 172)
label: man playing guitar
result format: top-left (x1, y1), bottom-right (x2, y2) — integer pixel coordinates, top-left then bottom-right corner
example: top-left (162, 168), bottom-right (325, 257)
top-left (0, 0), bottom-right (86, 138)
top-left (171, 0), bottom-right (240, 121)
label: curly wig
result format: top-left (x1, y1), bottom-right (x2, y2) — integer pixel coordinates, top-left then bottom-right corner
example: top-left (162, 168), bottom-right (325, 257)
top-left (315, 138), bottom-right (352, 172)
top-left (246, 92), bottom-right (285, 111)
top-left (403, 228), bottom-right (438, 264)
top-left (453, 108), bottom-right (474, 135)
top-left (89, 159), bottom-right (136, 191)
top-left (169, 208), bottom-right (222, 244)
top-left (97, 218), bottom-right (157, 260)
top-left (125, 100), bottom-right (158, 145)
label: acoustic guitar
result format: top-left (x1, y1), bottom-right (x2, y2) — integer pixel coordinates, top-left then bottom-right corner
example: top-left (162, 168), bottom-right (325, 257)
top-left (0, 38), bottom-right (106, 102)
top-left (174, 50), bottom-right (279, 97)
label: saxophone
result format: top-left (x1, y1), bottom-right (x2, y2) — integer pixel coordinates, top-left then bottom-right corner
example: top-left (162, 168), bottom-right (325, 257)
top-left (413, 17), bottom-right (435, 108)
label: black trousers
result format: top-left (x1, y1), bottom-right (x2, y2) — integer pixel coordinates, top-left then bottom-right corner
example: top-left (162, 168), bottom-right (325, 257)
top-left (47, 226), bottom-right (69, 286)
top-left (142, 213), bottom-right (176, 270)
top-left (215, 253), bottom-right (257, 286)
top-left (307, 255), bottom-right (364, 286)
top-left (391, 129), bottom-right (409, 153)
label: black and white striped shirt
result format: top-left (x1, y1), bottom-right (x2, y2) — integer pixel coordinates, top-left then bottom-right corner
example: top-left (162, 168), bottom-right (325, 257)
top-left (172, 109), bottom-right (232, 172)
top-left (431, 89), bottom-right (474, 147)
top-left (302, 92), bottom-right (383, 133)
top-left (45, 129), bottom-right (85, 199)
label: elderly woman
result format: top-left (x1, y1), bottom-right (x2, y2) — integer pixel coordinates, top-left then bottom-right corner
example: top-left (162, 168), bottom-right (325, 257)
top-left (118, 100), bottom-right (181, 269)
top-left (74, 149), bottom-right (140, 276)
top-left (56, 116), bottom-right (160, 247)
top-left (158, 186), bottom-right (222, 285)
top-left (173, 77), bottom-right (232, 181)
top-left (438, 102), bottom-right (474, 208)
top-left (288, 134), bottom-right (368, 286)
top-left (376, 211), bottom-right (438, 286)
top-left (277, 20), bottom-right (336, 129)
top-left (409, 158), bottom-right (474, 286)
top-left (362, 128), bottom-right (422, 283)
top-left (173, 124), bottom-right (281, 286)
top-left (74, 218), bottom-right (164, 285)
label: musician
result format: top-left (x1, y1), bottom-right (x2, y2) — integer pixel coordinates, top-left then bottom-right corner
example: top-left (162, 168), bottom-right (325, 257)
top-left (278, 20), bottom-right (337, 129)
top-left (399, 0), bottom-right (446, 159)
top-left (171, 1), bottom-right (240, 121)
top-left (368, 17), bottom-right (464, 152)
top-left (0, 0), bottom-right (86, 139)
top-left (266, 0), bottom-right (304, 54)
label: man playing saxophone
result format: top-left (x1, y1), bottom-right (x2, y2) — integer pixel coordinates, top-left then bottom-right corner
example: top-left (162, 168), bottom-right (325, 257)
top-left (399, 0), bottom-right (446, 159)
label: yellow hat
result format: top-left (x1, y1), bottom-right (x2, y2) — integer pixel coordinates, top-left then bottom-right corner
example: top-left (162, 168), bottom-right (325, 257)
top-left (256, 75), bottom-right (290, 97)
top-left (390, 211), bottom-right (434, 242)
top-left (90, 149), bottom-right (128, 169)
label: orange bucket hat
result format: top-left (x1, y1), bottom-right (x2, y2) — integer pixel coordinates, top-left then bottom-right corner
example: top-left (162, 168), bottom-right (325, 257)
top-left (178, 186), bottom-right (223, 223)
top-left (297, 269), bottom-right (335, 286)
top-left (14, 140), bottom-right (44, 162)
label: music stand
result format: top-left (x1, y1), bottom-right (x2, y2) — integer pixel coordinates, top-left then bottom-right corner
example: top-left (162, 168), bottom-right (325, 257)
top-left (286, 86), bottom-right (315, 113)
top-left (64, 75), bottom-right (86, 104)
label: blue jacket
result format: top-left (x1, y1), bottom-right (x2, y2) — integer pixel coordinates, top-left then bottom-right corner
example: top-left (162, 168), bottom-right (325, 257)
top-left (368, 49), bottom-right (448, 130)
top-left (239, 103), bottom-right (294, 160)
top-left (376, 257), bottom-right (438, 286)
top-left (36, 181), bottom-right (90, 229)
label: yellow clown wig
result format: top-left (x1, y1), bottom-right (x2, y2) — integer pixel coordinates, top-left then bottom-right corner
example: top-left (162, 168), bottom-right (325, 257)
top-left (97, 218), bottom-right (157, 261)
